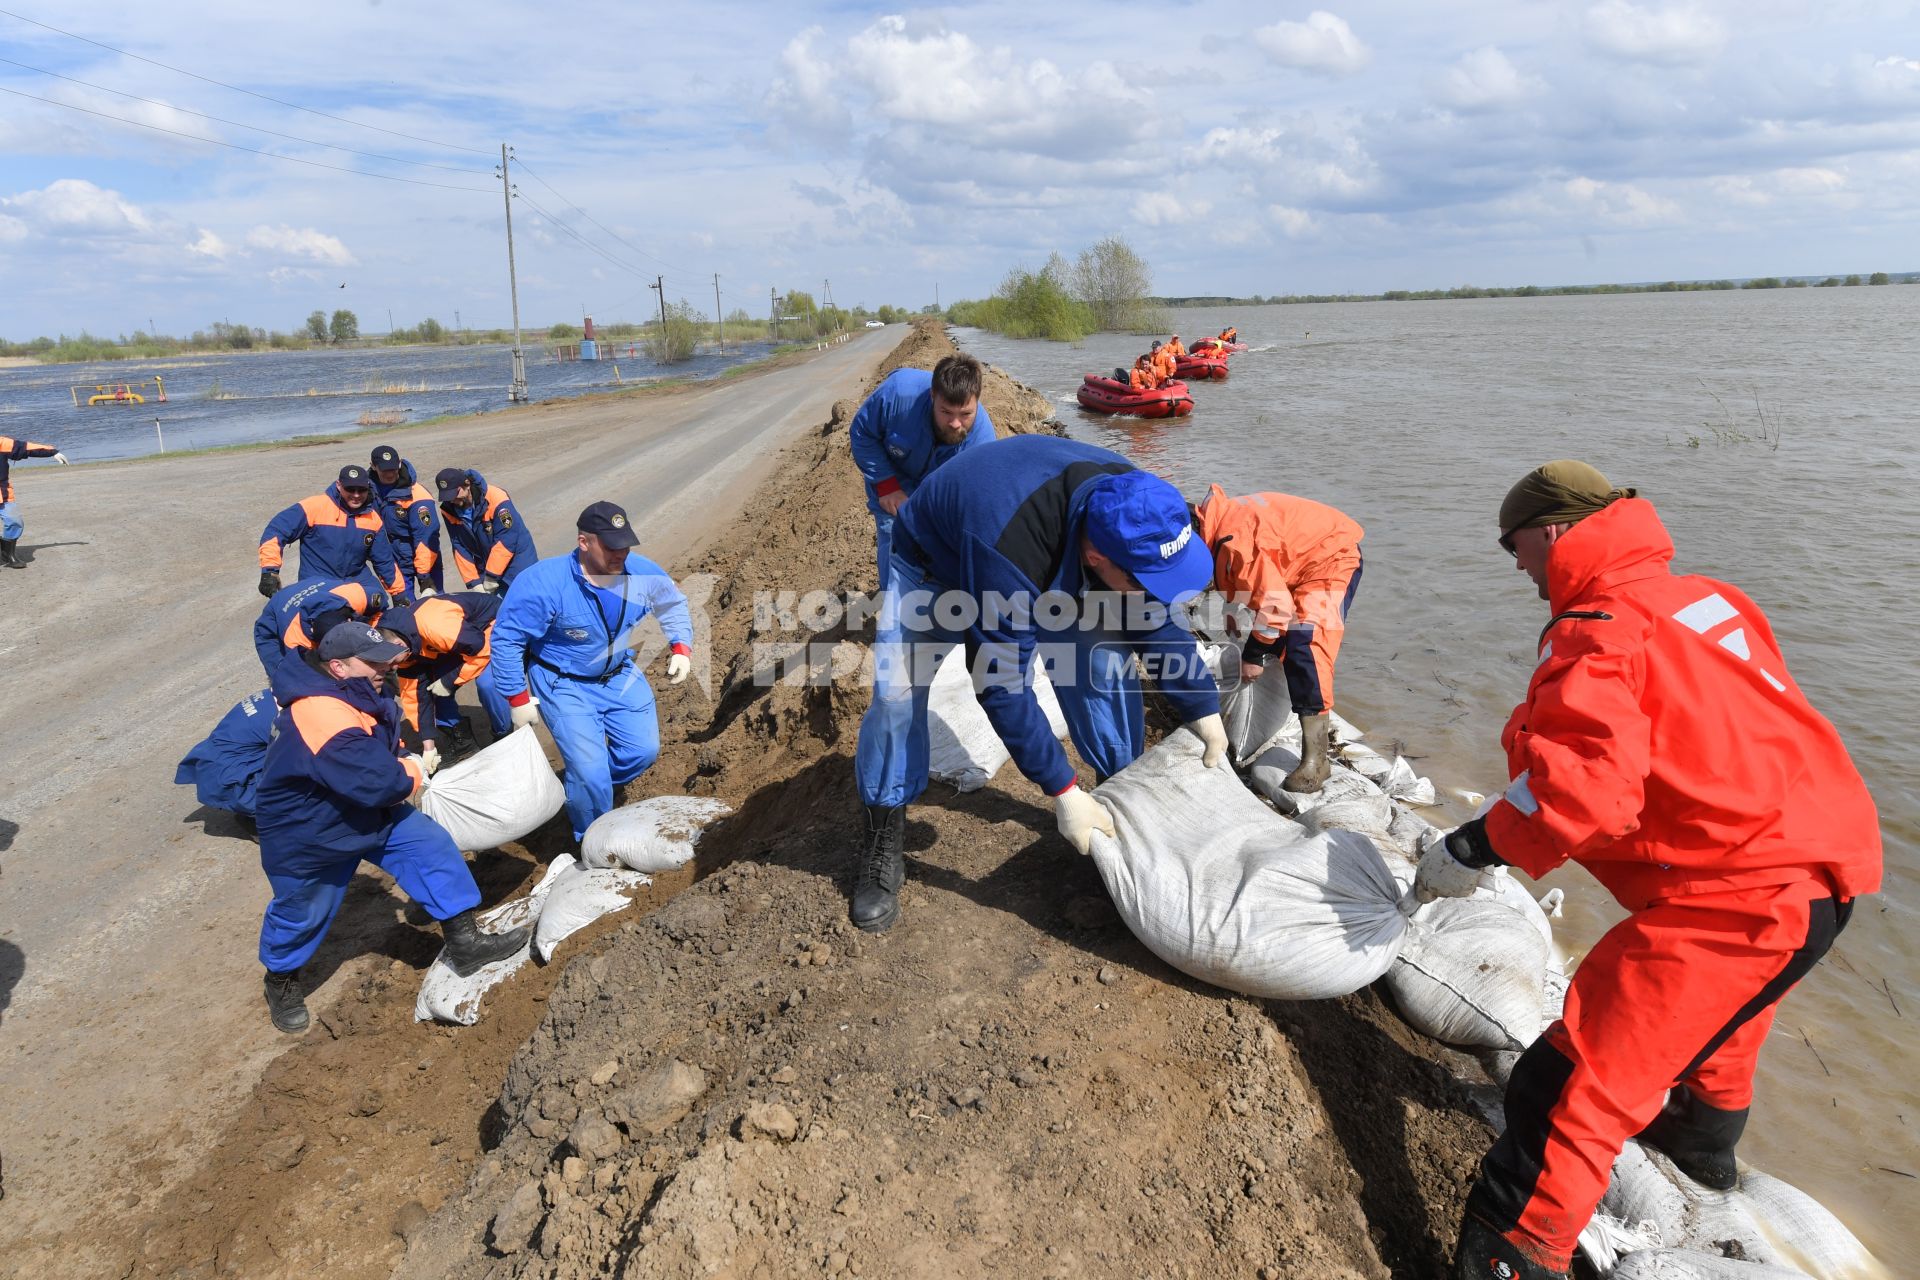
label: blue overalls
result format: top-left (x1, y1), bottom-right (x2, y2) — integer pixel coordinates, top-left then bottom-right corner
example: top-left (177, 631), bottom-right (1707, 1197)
top-left (174, 687), bottom-right (276, 816)
top-left (848, 367), bottom-right (996, 588)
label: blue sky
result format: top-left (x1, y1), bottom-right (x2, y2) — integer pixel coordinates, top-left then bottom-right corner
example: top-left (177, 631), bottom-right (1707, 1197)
top-left (2, 2), bottom-right (1916, 337)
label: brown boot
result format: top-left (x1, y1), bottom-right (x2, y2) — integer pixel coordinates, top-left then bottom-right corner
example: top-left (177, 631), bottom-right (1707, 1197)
top-left (1283, 713), bottom-right (1331, 792)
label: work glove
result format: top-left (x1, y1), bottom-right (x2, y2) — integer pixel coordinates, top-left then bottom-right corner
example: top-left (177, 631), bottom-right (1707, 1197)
top-left (419, 744), bottom-right (441, 776)
top-left (509, 698), bottom-right (542, 731)
top-left (415, 584), bottom-right (438, 599)
top-left (667, 652), bottom-right (691, 684)
top-left (52, 452), bottom-right (69, 465)
top-left (258, 569), bottom-right (281, 598)
top-left (470, 579), bottom-right (500, 595)
top-left (1053, 785), bottom-right (1115, 856)
top-left (427, 674), bottom-right (458, 697)
top-left (1413, 818), bottom-right (1502, 904)
top-left (1185, 713), bottom-right (1229, 769)
top-left (401, 754), bottom-right (429, 797)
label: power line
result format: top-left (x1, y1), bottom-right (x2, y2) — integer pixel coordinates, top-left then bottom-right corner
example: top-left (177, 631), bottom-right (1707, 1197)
top-left (0, 5), bottom-right (492, 155)
top-left (511, 155), bottom-right (702, 284)
top-left (0, 83), bottom-right (492, 192)
top-left (0, 55), bottom-right (491, 174)
top-left (513, 190), bottom-right (658, 281)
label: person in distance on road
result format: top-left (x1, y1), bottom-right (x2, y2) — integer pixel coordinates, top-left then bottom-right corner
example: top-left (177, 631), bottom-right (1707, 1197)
top-left (252, 571), bottom-right (390, 680)
top-left (848, 353), bottom-right (996, 594)
top-left (378, 590), bottom-right (513, 767)
top-left (435, 466), bottom-right (538, 594)
top-left (0, 431), bottom-right (69, 568)
top-left (369, 444), bottom-right (443, 599)
top-left (257, 464), bottom-right (405, 601)
top-left (1417, 460), bottom-right (1882, 1280)
top-left (487, 502), bottom-right (693, 844)
top-left (254, 622), bottom-right (530, 1034)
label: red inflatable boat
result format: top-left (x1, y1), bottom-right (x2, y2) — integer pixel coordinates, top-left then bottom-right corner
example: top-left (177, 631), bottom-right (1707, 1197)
top-left (1076, 374), bottom-right (1194, 418)
top-left (1172, 353), bottom-right (1229, 381)
top-left (1190, 338), bottom-right (1246, 355)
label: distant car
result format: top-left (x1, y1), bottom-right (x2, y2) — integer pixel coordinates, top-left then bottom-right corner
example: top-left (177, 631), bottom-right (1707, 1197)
top-left (864, 319), bottom-right (885, 328)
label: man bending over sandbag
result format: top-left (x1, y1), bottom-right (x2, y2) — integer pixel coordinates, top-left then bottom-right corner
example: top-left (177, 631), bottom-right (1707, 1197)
top-left (379, 591), bottom-right (513, 766)
top-left (255, 623), bottom-right (530, 1034)
top-left (1191, 485), bottom-right (1364, 791)
top-left (1417, 460), bottom-right (1882, 1280)
top-left (850, 435), bottom-right (1226, 933)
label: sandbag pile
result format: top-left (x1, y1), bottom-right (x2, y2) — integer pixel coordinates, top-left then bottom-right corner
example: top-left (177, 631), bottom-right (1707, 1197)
top-left (415, 725), bottom-right (566, 851)
top-left (533, 857), bottom-right (652, 962)
top-left (415, 856), bottom-right (573, 1025)
top-left (926, 647), bottom-right (1070, 791)
top-left (582, 795), bottom-right (733, 873)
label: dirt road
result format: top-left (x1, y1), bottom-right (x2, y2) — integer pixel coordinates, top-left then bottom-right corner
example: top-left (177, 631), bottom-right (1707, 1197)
top-left (0, 330), bottom-right (892, 1261)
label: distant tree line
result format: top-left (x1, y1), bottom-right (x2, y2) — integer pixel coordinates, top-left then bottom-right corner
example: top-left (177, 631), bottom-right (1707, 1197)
top-left (1161, 271), bottom-right (1912, 308)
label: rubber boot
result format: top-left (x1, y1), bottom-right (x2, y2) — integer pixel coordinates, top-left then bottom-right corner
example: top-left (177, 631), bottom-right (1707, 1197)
top-left (850, 804), bottom-right (906, 933)
top-left (263, 968), bottom-right (310, 1034)
top-left (1451, 1210), bottom-right (1570, 1280)
top-left (0, 538), bottom-right (23, 569)
top-left (1283, 712), bottom-right (1332, 792)
top-left (442, 719), bottom-right (479, 761)
top-left (1637, 1088), bottom-right (1746, 1191)
top-left (439, 908), bottom-right (532, 978)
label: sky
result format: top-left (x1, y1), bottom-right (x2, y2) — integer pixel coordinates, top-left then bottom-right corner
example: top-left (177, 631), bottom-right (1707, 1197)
top-left (1, 1), bottom-right (1916, 338)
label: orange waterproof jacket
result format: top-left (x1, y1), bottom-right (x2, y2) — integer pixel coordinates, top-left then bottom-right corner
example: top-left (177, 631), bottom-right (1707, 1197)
top-left (1484, 498), bottom-right (1882, 910)
top-left (1151, 347), bottom-right (1178, 382)
top-left (1165, 337), bottom-right (1187, 359)
top-left (1194, 485), bottom-right (1364, 644)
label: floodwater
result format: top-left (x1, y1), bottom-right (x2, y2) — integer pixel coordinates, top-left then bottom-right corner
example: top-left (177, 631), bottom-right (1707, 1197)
top-left (956, 286), bottom-right (1920, 1261)
top-left (0, 338), bottom-right (777, 462)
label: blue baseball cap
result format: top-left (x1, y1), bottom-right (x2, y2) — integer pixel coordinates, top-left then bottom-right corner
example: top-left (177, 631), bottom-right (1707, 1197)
top-left (1083, 471), bottom-right (1213, 605)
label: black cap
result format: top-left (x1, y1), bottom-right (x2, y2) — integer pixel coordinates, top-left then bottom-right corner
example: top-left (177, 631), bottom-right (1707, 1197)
top-left (317, 621), bottom-right (407, 663)
top-left (337, 464), bottom-right (371, 490)
top-left (435, 467), bottom-right (468, 494)
top-left (370, 445), bottom-right (400, 469)
top-left (577, 500), bottom-right (639, 549)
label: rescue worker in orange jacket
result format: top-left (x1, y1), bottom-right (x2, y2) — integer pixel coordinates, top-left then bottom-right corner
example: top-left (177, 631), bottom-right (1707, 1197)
top-left (1417, 461), bottom-right (1883, 1280)
top-left (435, 467), bottom-right (537, 592)
top-left (1192, 486), bottom-right (1364, 791)
top-left (1128, 353), bottom-right (1160, 391)
top-left (1164, 334), bottom-right (1187, 360)
top-left (1, 433), bottom-right (69, 568)
top-left (1219, 326), bottom-right (1237, 344)
top-left (257, 465), bottom-right (405, 601)
top-left (377, 591), bottom-right (512, 766)
top-left (1149, 341), bottom-right (1177, 385)
top-left (369, 444), bottom-right (443, 598)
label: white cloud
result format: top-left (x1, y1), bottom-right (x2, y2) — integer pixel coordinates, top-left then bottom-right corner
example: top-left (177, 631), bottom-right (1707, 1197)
top-left (1582, 2), bottom-right (1726, 66)
top-left (1433, 46), bottom-right (1541, 111)
top-left (1267, 205), bottom-right (1317, 237)
top-left (1564, 175), bottom-right (1683, 225)
top-left (1254, 12), bottom-right (1371, 76)
top-left (0, 179), bottom-right (153, 237)
top-left (1193, 123), bottom-right (1378, 201)
top-left (245, 225), bottom-right (356, 266)
top-left (1132, 193), bottom-right (1212, 226)
top-left (186, 229), bottom-right (231, 260)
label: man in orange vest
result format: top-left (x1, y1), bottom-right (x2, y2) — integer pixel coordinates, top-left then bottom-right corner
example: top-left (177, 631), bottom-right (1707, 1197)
top-left (1, 433), bottom-right (68, 568)
top-left (1192, 486), bottom-right (1363, 790)
top-left (1419, 461), bottom-right (1882, 1280)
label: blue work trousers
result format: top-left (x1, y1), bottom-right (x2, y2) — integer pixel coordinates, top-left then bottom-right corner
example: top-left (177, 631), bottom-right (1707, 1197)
top-left (258, 808), bottom-right (480, 972)
top-left (529, 661), bottom-right (660, 841)
top-left (854, 547), bottom-right (1145, 809)
top-left (0, 501), bottom-right (21, 541)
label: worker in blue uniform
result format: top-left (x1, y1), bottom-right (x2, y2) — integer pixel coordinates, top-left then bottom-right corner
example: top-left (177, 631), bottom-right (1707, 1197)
top-left (848, 354), bottom-right (995, 589)
top-left (257, 464), bottom-right (405, 599)
top-left (175, 687), bottom-right (276, 820)
top-left (254, 623), bottom-right (530, 1034)
top-left (850, 435), bottom-right (1228, 932)
top-left (488, 502), bottom-right (693, 843)
top-left (253, 572), bottom-right (391, 679)
top-left (370, 444), bottom-right (443, 597)
top-left (436, 466), bottom-right (537, 592)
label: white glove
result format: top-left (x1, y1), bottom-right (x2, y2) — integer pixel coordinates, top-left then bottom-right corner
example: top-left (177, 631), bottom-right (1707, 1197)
top-left (667, 652), bottom-right (691, 684)
top-left (52, 451), bottom-right (69, 465)
top-left (509, 698), bottom-right (542, 730)
top-left (427, 674), bottom-right (458, 697)
top-left (1054, 786), bottom-right (1115, 856)
top-left (415, 585), bottom-right (438, 599)
top-left (469, 580), bottom-right (499, 595)
top-left (402, 754), bottom-right (428, 795)
top-left (419, 744), bottom-right (442, 775)
top-left (1414, 829), bottom-right (1492, 904)
top-left (1186, 713), bottom-right (1229, 769)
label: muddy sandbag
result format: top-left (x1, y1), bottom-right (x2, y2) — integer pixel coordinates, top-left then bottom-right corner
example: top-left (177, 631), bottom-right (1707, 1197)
top-left (533, 859), bottom-right (652, 962)
top-left (1608, 1249), bottom-right (1810, 1279)
top-left (581, 795), bottom-right (732, 873)
top-left (926, 647), bottom-right (1069, 791)
top-left (415, 857), bottom-right (571, 1025)
top-left (1383, 894), bottom-right (1549, 1050)
top-left (415, 725), bottom-right (565, 852)
top-left (1090, 732), bottom-right (1408, 1001)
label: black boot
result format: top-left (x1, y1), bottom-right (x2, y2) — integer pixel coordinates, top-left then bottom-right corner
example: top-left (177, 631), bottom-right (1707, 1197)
top-left (850, 805), bottom-right (905, 933)
top-left (442, 720), bottom-right (479, 761)
top-left (1452, 1210), bottom-right (1569, 1279)
top-left (439, 908), bottom-right (531, 977)
top-left (1638, 1088), bottom-right (1746, 1190)
top-left (263, 968), bottom-right (310, 1034)
top-left (0, 538), bottom-right (23, 569)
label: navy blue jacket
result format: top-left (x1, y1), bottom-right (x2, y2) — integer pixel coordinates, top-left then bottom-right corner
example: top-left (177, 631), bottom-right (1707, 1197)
top-left (895, 435), bottom-right (1219, 795)
top-left (258, 483), bottom-right (402, 592)
top-left (849, 368), bottom-right (996, 516)
top-left (252, 573), bottom-right (386, 678)
top-left (372, 459), bottom-right (443, 591)
top-left (174, 687), bottom-right (275, 816)
top-left (438, 469), bottom-right (537, 588)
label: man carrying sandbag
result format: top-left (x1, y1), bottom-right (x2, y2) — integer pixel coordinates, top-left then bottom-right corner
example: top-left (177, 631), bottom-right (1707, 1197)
top-left (255, 623), bottom-right (531, 1034)
top-left (1418, 460), bottom-right (1882, 1280)
top-left (488, 501), bottom-right (693, 844)
top-left (850, 434), bottom-right (1227, 933)
top-left (1191, 485), bottom-right (1364, 792)
top-left (379, 591), bottom-right (512, 766)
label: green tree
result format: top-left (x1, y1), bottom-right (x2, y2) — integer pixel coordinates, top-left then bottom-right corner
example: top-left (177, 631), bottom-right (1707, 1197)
top-left (304, 310), bottom-right (328, 341)
top-left (417, 317), bottom-right (445, 342)
top-left (329, 309), bottom-right (359, 342)
top-left (1071, 236), bottom-right (1155, 332)
top-left (1869, 271), bottom-right (1890, 286)
top-left (648, 299), bottom-right (703, 363)
top-left (547, 321), bottom-right (578, 340)
top-left (1843, 274), bottom-right (1862, 286)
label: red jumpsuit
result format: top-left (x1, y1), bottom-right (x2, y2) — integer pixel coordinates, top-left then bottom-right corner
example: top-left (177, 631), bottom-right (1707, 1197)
top-left (1467, 498), bottom-right (1882, 1271)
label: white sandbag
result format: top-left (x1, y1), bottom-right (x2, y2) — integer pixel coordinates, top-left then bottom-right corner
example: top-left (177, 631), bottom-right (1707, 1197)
top-left (1386, 804), bottom-right (1434, 857)
top-left (1734, 1172), bottom-right (1885, 1278)
top-left (1090, 732), bottom-right (1408, 1001)
top-left (1379, 755), bottom-right (1438, 806)
top-left (1608, 1248), bottom-right (1810, 1280)
top-left (581, 795), bottom-right (732, 872)
top-left (1384, 894), bottom-right (1549, 1050)
top-left (1249, 743), bottom-right (1389, 822)
top-left (1221, 672), bottom-right (1295, 763)
top-left (414, 725), bottom-right (566, 852)
top-left (533, 860), bottom-right (652, 962)
top-left (926, 648), bottom-right (1070, 792)
top-left (415, 856), bottom-right (572, 1025)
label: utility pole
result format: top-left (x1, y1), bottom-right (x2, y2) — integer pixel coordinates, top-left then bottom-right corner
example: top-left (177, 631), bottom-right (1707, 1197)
top-left (770, 287), bottom-right (778, 341)
top-left (454, 309), bottom-right (461, 339)
top-left (648, 276), bottom-right (666, 336)
top-left (713, 273), bottom-right (724, 355)
top-left (498, 143), bottom-right (529, 403)
top-left (387, 306), bottom-right (395, 336)
top-left (934, 281), bottom-right (940, 313)
top-left (823, 278), bottom-right (835, 330)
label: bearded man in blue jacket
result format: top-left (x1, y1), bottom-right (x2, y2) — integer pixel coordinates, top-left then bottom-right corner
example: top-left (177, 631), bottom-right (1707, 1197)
top-left (850, 435), bottom-right (1230, 932)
